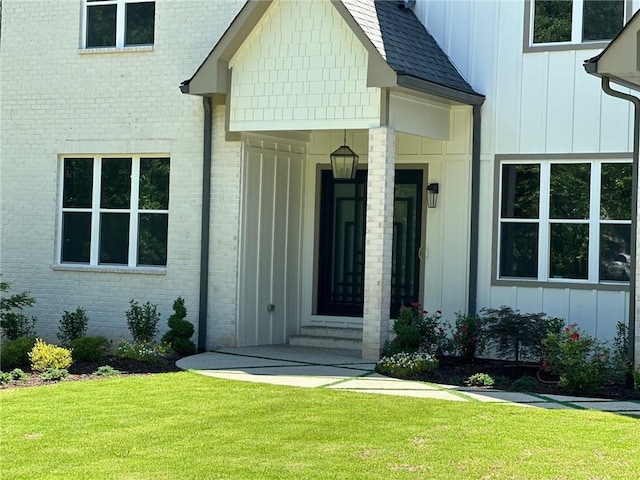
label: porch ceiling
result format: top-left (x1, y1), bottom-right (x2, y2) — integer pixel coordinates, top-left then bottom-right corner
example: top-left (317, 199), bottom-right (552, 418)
top-left (180, 0), bottom-right (484, 107)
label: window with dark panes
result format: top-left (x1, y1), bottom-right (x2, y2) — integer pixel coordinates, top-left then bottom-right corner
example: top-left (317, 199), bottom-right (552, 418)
top-left (498, 160), bottom-right (631, 284)
top-left (499, 164), bottom-right (540, 278)
top-left (85, 0), bottom-right (155, 48)
top-left (531, 0), bottom-right (625, 46)
top-left (60, 156), bottom-right (169, 267)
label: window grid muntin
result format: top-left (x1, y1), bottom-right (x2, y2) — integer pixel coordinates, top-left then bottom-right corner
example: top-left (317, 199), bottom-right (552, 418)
top-left (83, 0), bottom-right (155, 49)
top-left (498, 159), bottom-right (631, 284)
top-left (60, 155), bottom-right (169, 267)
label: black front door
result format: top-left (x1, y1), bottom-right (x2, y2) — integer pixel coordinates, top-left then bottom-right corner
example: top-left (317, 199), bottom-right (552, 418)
top-left (317, 169), bottom-right (423, 318)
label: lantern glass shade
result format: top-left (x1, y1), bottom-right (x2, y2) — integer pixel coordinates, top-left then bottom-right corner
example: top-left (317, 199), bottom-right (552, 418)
top-left (426, 183), bottom-right (439, 208)
top-left (330, 145), bottom-right (359, 180)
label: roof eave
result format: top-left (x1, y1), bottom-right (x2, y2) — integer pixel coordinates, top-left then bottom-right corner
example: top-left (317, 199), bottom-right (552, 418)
top-left (397, 74), bottom-right (485, 106)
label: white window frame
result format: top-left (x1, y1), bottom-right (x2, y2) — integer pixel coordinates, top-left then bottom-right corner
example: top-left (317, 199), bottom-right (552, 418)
top-left (498, 159), bottom-right (632, 284)
top-left (57, 155), bottom-right (169, 268)
top-left (527, 0), bottom-right (629, 48)
top-left (82, 0), bottom-right (155, 49)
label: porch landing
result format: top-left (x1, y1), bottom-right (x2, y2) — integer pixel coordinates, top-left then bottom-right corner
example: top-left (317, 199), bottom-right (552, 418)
top-left (176, 346), bottom-right (640, 416)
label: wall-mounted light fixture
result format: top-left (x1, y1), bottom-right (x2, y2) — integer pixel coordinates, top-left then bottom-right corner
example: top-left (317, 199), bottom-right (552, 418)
top-left (426, 183), bottom-right (439, 208)
top-left (330, 130), bottom-right (359, 180)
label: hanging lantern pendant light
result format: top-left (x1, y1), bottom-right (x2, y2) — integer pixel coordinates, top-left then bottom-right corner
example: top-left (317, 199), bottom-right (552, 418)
top-left (330, 130), bottom-right (359, 180)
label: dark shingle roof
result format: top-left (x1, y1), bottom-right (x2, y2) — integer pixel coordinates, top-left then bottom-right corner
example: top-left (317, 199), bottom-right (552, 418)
top-left (341, 0), bottom-right (479, 97)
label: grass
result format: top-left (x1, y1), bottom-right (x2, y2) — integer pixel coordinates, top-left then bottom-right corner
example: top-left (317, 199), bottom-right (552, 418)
top-left (1, 372), bottom-right (639, 479)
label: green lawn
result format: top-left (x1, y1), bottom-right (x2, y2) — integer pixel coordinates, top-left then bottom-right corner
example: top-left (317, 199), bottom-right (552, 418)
top-left (1, 372), bottom-right (639, 479)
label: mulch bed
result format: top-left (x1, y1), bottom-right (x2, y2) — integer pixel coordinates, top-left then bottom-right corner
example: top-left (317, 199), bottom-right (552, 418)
top-left (417, 356), bottom-right (638, 401)
top-left (1, 356), bottom-right (181, 390)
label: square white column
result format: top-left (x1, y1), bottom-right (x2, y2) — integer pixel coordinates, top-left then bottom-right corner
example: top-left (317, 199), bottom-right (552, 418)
top-left (362, 127), bottom-right (395, 360)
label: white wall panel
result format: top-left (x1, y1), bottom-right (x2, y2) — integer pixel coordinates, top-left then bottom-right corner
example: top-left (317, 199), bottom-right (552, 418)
top-left (520, 53), bottom-right (549, 153)
top-left (546, 51), bottom-right (576, 153)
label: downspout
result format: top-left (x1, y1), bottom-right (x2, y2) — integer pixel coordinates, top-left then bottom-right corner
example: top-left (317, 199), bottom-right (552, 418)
top-left (198, 96), bottom-right (213, 352)
top-left (467, 104), bottom-right (482, 315)
top-left (601, 77), bottom-right (639, 371)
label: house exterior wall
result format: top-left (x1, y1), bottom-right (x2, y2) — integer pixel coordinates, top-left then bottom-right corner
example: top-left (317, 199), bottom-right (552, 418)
top-left (416, 0), bottom-right (638, 344)
top-left (0, 0), bottom-right (243, 344)
top-left (227, 0), bottom-right (380, 132)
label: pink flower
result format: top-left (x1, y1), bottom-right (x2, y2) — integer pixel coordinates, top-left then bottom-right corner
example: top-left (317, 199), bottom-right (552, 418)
top-left (423, 310), bottom-right (428, 315)
top-left (542, 361), bottom-right (548, 369)
top-left (411, 302), bottom-right (422, 308)
top-left (436, 310), bottom-right (442, 314)
top-left (565, 326), bottom-right (570, 333)
top-left (438, 327), bottom-right (444, 334)
top-left (461, 325), bottom-right (467, 333)
top-left (570, 332), bottom-right (580, 340)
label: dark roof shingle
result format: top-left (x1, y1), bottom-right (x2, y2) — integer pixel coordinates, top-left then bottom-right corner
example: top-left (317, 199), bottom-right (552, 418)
top-left (341, 0), bottom-right (478, 97)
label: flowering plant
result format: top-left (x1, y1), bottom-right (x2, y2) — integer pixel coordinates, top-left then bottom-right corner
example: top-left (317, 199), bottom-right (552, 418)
top-left (542, 323), bottom-right (610, 394)
top-left (451, 312), bottom-right (484, 361)
top-left (376, 351), bottom-right (438, 379)
top-left (116, 341), bottom-right (174, 365)
top-left (387, 303), bottom-right (449, 356)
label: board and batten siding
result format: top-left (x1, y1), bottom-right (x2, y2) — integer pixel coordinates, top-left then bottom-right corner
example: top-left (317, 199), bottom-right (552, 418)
top-left (238, 136), bottom-right (305, 346)
top-left (415, 0), bottom-right (636, 341)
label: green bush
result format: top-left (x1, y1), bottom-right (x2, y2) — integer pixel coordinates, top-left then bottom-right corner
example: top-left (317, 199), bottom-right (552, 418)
top-left (481, 306), bottom-right (564, 364)
top-left (452, 312), bottom-right (484, 361)
top-left (610, 321), bottom-right (631, 383)
top-left (376, 352), bottom-right (438, 379)
top-left (0, 371), bottom-right (13, 384)
top-left (9, 368), bottom-right (28, 381)
top-left (386, 304), bottom-right (449, 357)
top-left (57, 307), bottom-right (89, 346)
top-left (116, 341), bottom-right (173, 365)
top-left (69, 336), bottom-right (111, 363)
top-left (161, 297), bottom-right (196, 356)
top-left (633, 370), bottom-right (640, 394)
top-left (542, 323), bottom-right (609, 394)
top-left (0, 336), bottom-right (37, 369)
top-left (29, 339), bottom-right (73, 372)
top-left (126, 300), bottom-right (160, 344)
top-left (511, 375), bottom-right (539, 392)
top-left (93, 365), bottom-right (121, 376)
top-left (0, 282), bottom-right (37, 340)
top-left (40, 368), bottom-right (69, 381)
top-left (466, 373), bottom-right (495, 387)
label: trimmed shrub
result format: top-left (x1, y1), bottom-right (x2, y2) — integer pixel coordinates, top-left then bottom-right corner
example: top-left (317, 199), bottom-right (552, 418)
top-left (481, 306), bottom-right (564, 364)
top-left (116, 341), bottom-right (173, 365)
top-left (57, 308), bottom-right (89, 346)
top-left (466, 373), bottom-right (495, 387)
top-left (93, 365), bottom-right (121, 376)
top-left (69, 336), bottom-right (111, 363)
top-left (0, 336), bottom-right (37, 369)
top-left (161, 297), bottom-right (196, 356)
top-left (126, 300), bottom-right (160, 344)
top-left (511, 375), bottom-right (539, 392)
top-left (29, 339), bottom-right (73, 372)
top-left (452, 312), bottom-right (484, 361)
top-left (40, 368), bottom-right (69, 381)
top-left (542, 323), bottom-right (609, 394)
top-left (386, 304), bottom-right (449, 357)
top-left (376, 352), bottom-right (438, 379)
top-left (0, 371), bottom-right (13, 384)
top-left (0, 282), bottom-right (37, 340)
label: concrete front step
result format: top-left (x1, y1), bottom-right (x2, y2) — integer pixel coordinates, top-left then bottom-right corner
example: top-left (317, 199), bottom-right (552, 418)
top-left (289, 334), bottom-right (362, 352)
top-left (299, 326), bottom-right (363, 340)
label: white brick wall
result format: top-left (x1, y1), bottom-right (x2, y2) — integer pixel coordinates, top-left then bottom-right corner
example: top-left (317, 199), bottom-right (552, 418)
top-left (362, 127), bottom-right (395, 360)
top-left (228, 0), bottom-right (380, 131)
top-left (0, 0), bottom-right (244, 345)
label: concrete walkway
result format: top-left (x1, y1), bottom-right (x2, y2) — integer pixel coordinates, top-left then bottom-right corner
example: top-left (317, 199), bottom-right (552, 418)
top-left (176, 345), bottom-right (640, 416)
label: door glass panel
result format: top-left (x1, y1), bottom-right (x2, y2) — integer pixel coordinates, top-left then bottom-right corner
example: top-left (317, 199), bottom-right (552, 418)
top-left (391, 171), bottom-right (423, 317)
top-left (317, 171), bottom-right (366, 316)
top-left (317, 170), bottom-right (423, 318)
